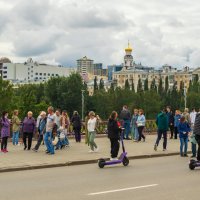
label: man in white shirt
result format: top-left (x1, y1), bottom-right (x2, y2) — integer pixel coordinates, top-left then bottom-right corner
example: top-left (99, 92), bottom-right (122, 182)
top-left (44, 106), bottom-right (56, 155)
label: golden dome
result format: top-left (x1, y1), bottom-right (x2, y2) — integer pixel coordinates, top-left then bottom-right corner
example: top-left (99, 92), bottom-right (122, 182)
top-left (125, 41), bottom-right (133, 52)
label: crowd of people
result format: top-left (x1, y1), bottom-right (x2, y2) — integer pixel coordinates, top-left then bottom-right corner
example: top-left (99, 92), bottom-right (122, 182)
top-left (0, 105), bottom-right (200, 162)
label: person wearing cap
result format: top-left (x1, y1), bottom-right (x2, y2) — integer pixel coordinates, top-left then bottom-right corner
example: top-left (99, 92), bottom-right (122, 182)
top-left (87, 111), bottom-right (99, 152)
top-left (32, 111), bottom-right (47, 152)
top-left (178, 116), bottom-right (191, 157)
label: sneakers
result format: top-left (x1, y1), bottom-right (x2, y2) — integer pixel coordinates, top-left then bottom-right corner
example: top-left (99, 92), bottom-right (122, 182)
top-left (94, 147), bottom-right (99, 152)
top-left (88, 149), bottom-right (94, 153)
top-left (154, 144), bottom-right (157, 151)
top-left (163, 149), bottom-right (167, 151)
top-left (32, 148), bottom-right (38, 152)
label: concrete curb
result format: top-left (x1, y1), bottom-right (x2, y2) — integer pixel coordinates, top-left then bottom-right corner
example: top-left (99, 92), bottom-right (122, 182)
top-left (0, 151), bottom-right (192, 173)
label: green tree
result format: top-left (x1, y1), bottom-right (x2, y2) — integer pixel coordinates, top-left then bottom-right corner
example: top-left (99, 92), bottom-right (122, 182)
top-left (137, 78), bottom-right (143, 93)
top-left (94, 76), bottom-right (98, 92)
top-left (125, 79), bottom-right (130, 90)
top-left (158, 78), bottom-right (163, 95)
top-left (99, 78), bottom-right (105, 90)
top-left (144, 78), bottom-right (148, 91)
top-left (165, 76), bottom-right (169, 92)
top-left (150, 78), bottom-right (157, 92)
top-left (0, 78), bottom-right (13, 113)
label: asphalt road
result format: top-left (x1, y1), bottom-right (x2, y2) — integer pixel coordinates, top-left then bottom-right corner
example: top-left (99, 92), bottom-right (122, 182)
top-left (0, 156), bottom-right (199, 200)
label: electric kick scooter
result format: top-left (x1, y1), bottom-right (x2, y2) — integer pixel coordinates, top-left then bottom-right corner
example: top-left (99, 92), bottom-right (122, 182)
top-left (98, 128), bottom-right (129, 168)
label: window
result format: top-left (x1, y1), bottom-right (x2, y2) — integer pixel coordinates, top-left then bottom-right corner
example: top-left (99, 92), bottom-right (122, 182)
top-left (3, 71), bottom-right (7, 74)
top-left (28, 72), bottom-right (30, 75)
top-left (31, 66), bottom-right (33, 68)
top-left (44, 73), bottom-right (46, 76)
top-left (52, 74), bottom-right (54, 76)
top-left (31, 70), bottom-right (33, 73)
top-left (48, 73), bottom-right (50, 76)
top-left (3, 66), bottom-right (7, 69)
top-left (56, 74), bottom-right (58, 76)
top-left (35, 73), bottom-right (38, 75)
top-left (40, 73), bottom-right (42, 75)
top-left (31, 75), bottom-right (33, 77)
top-left (3, 76), bottom-right (7, 78)
top-left (35, 77), bottom-right (38, 80)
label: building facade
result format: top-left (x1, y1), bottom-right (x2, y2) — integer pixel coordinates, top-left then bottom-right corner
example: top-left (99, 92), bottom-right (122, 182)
top-left (1, 58), bottom-right (75, 84)
top-left (77, 56), bottom-right (94, 76)
top-left (112, 43), bottom-right (194, 91)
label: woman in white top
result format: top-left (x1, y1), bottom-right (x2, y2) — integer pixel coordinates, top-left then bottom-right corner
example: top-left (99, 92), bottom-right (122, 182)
top-left (87, 111), bottom-right (98, 152)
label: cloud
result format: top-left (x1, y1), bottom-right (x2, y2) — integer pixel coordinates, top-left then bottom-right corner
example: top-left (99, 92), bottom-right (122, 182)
top-left (0, 0), bottom-right (200, 69)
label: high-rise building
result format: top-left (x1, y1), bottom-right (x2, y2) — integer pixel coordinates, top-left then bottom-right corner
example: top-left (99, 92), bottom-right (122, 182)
top-left (77, 56), bottom-right (94, 76)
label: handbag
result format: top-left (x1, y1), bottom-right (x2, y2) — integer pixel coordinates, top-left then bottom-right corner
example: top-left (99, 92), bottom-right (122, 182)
top-left (60, 131), bottom-right (66, 139)
top-left (52, 136), bottom-right (58, 145)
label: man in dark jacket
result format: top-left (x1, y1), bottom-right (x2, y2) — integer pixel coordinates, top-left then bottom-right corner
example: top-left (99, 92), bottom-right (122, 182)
top-left (166, 106), bottom-right (174, 139)
top-left (120, 105), bottom-right (131, 140)
top-left (193, 112), bottom-right (200, 161)
top-left (154, 108), bottom-right (168, 151)
top-left (108, 111), bottom-right (121, 160)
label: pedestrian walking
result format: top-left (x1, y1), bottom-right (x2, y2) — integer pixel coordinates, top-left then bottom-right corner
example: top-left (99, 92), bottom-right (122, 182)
top-left (193, 112), bottom-right (200, 161)
top-left (71, 111), bottom-right (82, 142)
top-left (136, 109), bottom-right (146, 142)
top-left (12, 110), bottom-right (21, 146)
top-left (154, 108), bottom-right (168, 151)
top-left (190, 108), bottom-right (197, 128)
top-left (120, 105), bottom-right (131, 140)
top-left (174, 110), bottom-right (181, 139)
top-left (107, 111), bottom-right (120, 160)
top-left (178, 116), bottom-right (191, 157)
top-left (44, 106), bottom-right (56, 155)
top-left (87, 111), bottom-right (98, 153)
top-left (22, 111), bottom-right (35, 150)
top-left (84, 112), bottom-right (90, 145)
top-left (59, 110), bottom-right (70, 148)
top-left (32, 111), bottom-right (47, 152)
top-left (166, 106), bottom-right (174, 139)
top-left (130, 109), bottom-right (139, 141)
top-left (0, 111), bottom-right (10, 153)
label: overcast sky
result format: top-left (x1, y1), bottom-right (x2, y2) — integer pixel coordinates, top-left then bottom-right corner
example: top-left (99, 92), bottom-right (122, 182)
top-left (0, 0), bottom-right (200, 68)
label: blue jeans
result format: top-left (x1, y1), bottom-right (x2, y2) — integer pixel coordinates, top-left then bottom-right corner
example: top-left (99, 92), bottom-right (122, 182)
top-left (123, 120), bottom-right (130, 139)
top-left (134, 127), bottom-right (139, 140)
top-left (180, 137), bottom-right (188, 155)
top-left (12, 131), bottom-right (19, 145)
top-left (44, 131), bottom-right (54, 154)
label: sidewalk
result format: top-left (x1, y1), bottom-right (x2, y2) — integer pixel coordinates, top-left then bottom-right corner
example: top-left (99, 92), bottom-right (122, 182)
top-left (0, 135), bottom-right (191, 173)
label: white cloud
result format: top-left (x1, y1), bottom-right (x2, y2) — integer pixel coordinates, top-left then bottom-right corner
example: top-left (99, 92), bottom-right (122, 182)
top-left (0, 0), bottom-right (200, 68)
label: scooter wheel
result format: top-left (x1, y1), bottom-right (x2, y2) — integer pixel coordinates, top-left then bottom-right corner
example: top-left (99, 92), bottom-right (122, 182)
top-left (189, 160), bottom-right (196, 170)
top-left (122, 157), bottom-right (129, 166)
top-left (98, 159), bottom-right (105, 168)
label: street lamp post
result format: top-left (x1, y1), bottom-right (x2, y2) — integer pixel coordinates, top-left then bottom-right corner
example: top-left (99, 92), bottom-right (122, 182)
top-left (184, 87), bottom-right (187, 109)
top-left (81, 90), bottom-right (85, 121)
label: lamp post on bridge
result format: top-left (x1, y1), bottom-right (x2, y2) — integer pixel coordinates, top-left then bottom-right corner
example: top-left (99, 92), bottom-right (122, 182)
top-left (81, 90), bottom-right (85, 121)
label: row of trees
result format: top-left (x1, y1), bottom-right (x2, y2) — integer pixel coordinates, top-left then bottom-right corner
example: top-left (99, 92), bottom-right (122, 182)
top-left (0, 73), bottom-right (200, 120)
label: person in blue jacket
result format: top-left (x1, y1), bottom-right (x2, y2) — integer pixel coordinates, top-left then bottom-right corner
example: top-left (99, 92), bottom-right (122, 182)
top-left (178, 116), bottom-right (191, 157)
top-left (174, 110), bottom-right (181, 139)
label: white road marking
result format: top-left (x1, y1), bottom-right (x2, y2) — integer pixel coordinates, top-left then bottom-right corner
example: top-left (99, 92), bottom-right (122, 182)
top-left (88, 184), bottom-right (158, 195)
